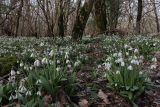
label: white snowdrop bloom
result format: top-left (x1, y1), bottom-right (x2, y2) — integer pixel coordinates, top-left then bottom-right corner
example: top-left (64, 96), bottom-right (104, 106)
top-left (126, 52), bottom-right (129, 56)
top-left (49, 60), bottom-right (54, 65)
top-left (30, 53), bottom-right (35, 57)
top-left (131, 59), bottom-right (137, 65)
top-left (153, 43), bottom-right (156, 46)
top-left (30, 67), bottom-right (33, 70)
top-left (121, 62), bottom-right (125, 66)
top-left (34, 60), bottom-right (40, 67)
top-left (128, 47), bottom-right (133, 51)
top-left (134, 49), bottom-right (139, 53)
top-left (152, 57), bottom-right (157, 62)
top-left (115, 83), bottom-right (118, 87)
top-left (41, 57), bottom-right (48, 65)
top-left (57, 60), bottom-right (60, 64)
top-left (118, 52), bottom-right (122, 57)
top-left (124, 44), bottom-right (128, 49)
top-left (140, 55), bottom-right (144, 59)
top-left (127, 65), bottom-right (133, 70)
top-left (139, 71), bottom-right (143, 75)
top-left (40, 42), bottom-right (44, 46)
top-left (56, 67), bottom-right (61, 71)
top-left (67, 64), bottom-right (72, 68)
top-left (66, 59), bottom-right (70, 64)
top-left (24, 66), bottom-right (27, 70)
top-left (65, 52), bottom-right (69, 59)
top-left (103, 62), bottom-right (112, 70)
top-left (49, 50), bottom-right (54, 57)
top-left (11, 70), bottom-right (16, 76)
top-left (9, 95), bottom-right (13, 100)
top-left (150, 64), bottom-right (157, 69)
top-left (106, 57), bottom-right (112, 61)
top-left (98, 65), bottom-right (102, 69)
top-left (37, 91), bottom-right (41, 96)
top-left (115, 57), bottom-right (123, 63)
top-left (26, 91), bottom-right (32, 96)
top-left (113, 53), bottom-right (118, 57)
top-left (20, 62), bottom-right (24, 67)
top-left (116, 70), bottom-right (120, 74)
top-left (74, 60), bottom-right (81, 67)
top-left (139, 59), bottom-right (143, 63)
top-left (36, 79), bottom-right (42, 84)
top-left (145, 78), bottom-right (151, 82)
top-left (17, 71), bottom-right (20, 75)
top-left (19, 86), bottom-right (27, 93)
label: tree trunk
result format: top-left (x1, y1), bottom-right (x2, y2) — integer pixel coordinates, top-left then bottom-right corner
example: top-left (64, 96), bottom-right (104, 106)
top-left (71, 0), bottom-right (94, 41)
top-left (136, 0), bottom-right (143, 34)
top-left (94, 0), bottom-right (106, 33)
top-left (15, 0), bottom-right (23, 37)
top-left (151, 0), bottom-right (159, 33)
top-left (53, 0), bottom-right (64, 38)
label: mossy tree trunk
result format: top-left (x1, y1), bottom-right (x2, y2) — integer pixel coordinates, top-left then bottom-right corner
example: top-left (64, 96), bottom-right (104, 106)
top-left (71, 0), bottom-right (94, 41)
top-left (94, 0), bottom-right (106, 33)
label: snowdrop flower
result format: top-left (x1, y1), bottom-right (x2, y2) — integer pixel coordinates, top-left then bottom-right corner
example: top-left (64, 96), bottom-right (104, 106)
top-left (74, 60), bottom-right (81, 67)
top-left (9, 95), bottom-right (13, 100)
top-left (140, 55), bottom-right (144, 59)
top-left (19, 86), bottom-right (27, 93)
top-left (103, 62), bottom-right (112, 70)
top-left (57, 60), bottom-right (60, 64)
top-left (20, 62), bottom-right (24, 67)
top-left (128, 47), bottom-right (133, 51)
top-left (150, 64), bottom-right (157, 69)
top-left (121, 61), bottom-right (125, 66)
top-left (115, 83), bottom-right (117, 87)
top-left (106, 57), bottom-right (112, 61)
top-left (139, 71), bottom-right (143, 75)
top-left (36, 79), bottom-right (42, 84)
top-left (11, 70), bottom-right (16, 76)
top-left (124, 44), bottom-right (128, 49)
top-left (153, 43), bottom-right (156, 46)
top-left (113, 53), bottom-right (118, 57)
top-left (49, 50), bottom-right (54, 56)
top-left (134, 49), bottom-right (139, 53)
top-left (34, 60), bottom-right (40, 67)
top-left (66, 59), bottom-right (70, 64)
top-left (131, 59), bottom-right (139, 65)
top-left (36, 91), bottom-right (41, 96)
top-left (98, 65), bottom-right (102, 69)
top-left (56, 67), bottom-right (61, 71)
top-left (127, 65), bottom-right (133, 70)
top-left (41, 57), bottom-right (48, 65)
top-left (65, 52), bottom-right (69, 59)
top-left (40, 42), bottom-right (44, 46)
top-left (116, 70), bottom-right (120, 74)
top-left (126, 52), bottom-right (129, 56)
top-left (115, 57), bottom-right (123, 63)
top-left (152, 57), bottom-right (157, 62)
top-left (26, 91), bottom-right (32, 96)
top-left (17, 71), bottom-right (20, 75)
top-left (118, 52), bottom-right (122, 57)
top-left (30, 67), bottom-right (33, 70)
top-left (30, 53), bottom-right (35, 57)
top-left (67, 64), bottom-right (72, 68)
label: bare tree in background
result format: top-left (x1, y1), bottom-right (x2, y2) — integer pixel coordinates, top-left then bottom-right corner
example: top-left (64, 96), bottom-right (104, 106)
top-left (71, 0), bottom-right (94, 41)
top-left (136, 0), bottom-right (143, 34)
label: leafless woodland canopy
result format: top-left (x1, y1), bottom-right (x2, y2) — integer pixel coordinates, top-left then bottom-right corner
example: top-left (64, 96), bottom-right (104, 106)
top-left (0, 0), bottom-right (160, 40)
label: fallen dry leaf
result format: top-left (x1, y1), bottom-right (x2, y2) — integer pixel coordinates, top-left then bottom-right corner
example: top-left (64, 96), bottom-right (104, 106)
top-left (78, 99), bottom-right (89, 107)
top-left (98, 89), bottom-right (110, 104)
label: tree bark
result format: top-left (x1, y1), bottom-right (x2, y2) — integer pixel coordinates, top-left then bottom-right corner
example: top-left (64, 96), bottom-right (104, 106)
top-left (94, 0), bottom-right (106, 33)
top-left (136, 0), bottom-right (143, 34)
top-left (151, 0), bottom-right (159, 33)
top-left (15, 0), bottom-right (23, 37)
top-left (71, 0), bottom-right (94, 41)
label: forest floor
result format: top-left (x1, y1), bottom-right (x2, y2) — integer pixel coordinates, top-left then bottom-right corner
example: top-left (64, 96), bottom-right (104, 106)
top-left (0, 35), bottom-right (160, 107)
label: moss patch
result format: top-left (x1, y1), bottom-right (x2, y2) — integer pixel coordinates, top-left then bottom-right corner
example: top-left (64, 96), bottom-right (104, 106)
top-left (0, 56), bottom-right (17, 76)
